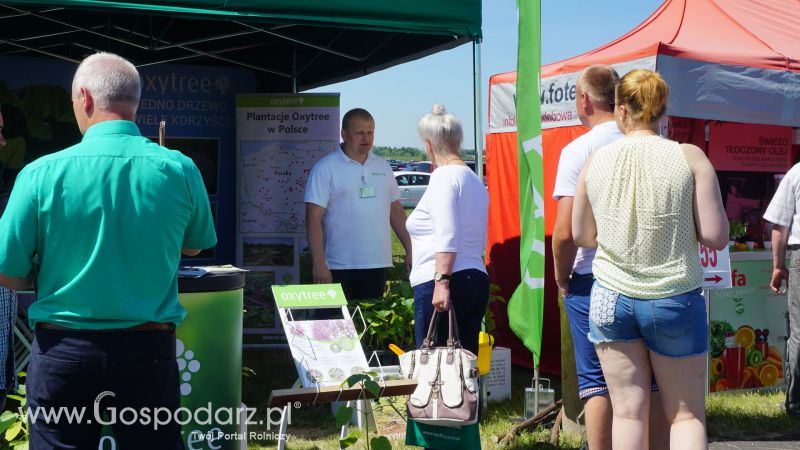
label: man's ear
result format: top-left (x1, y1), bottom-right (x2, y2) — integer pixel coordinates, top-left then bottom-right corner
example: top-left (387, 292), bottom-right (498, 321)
top-left (581, 92), bottom-right (593, 114)
top-left (80, 87), bottom-right (94, 116)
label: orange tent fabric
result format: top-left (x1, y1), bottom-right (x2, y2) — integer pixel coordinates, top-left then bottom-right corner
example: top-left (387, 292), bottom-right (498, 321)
top-left (543, 0), bottom-right (800, 77)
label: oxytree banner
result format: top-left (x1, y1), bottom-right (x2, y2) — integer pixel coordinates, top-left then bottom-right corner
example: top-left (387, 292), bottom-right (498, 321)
top-left (235, 94), bottom-right (340, 347)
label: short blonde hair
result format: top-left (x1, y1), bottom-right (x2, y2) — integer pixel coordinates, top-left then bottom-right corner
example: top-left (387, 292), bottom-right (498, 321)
top-left (615, 69), bottom-right (669, 124)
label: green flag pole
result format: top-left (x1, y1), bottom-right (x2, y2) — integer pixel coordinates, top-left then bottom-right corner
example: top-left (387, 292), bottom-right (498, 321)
top-left (507, 0), bottom-right (544, 379)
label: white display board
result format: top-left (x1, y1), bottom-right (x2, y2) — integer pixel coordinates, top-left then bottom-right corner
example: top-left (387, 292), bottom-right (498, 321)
top-left (272, 284), bottom-right (369, 388)
top-left (485, 346), bottom-right (511, 402)
top-left (237, 94), bottom-right (340, 345)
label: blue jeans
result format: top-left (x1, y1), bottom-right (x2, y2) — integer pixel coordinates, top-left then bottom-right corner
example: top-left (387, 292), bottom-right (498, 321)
top-left (28, 328), bottom-right (184, 450)
top-left (413, 269), bottom-right (488, 354)
top-left (588, 282), bottom-right (708, 357)
top-left (564, 272), bottom-right (609, 399)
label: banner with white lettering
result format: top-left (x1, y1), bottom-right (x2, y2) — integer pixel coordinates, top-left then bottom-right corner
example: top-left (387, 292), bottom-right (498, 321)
top-left (236, 94), bottom-right (340, 347)
top-left (708, 122), bottom-right (794, 172)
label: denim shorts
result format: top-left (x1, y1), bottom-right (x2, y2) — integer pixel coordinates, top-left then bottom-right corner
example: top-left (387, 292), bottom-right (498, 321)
top-left (587, 282), bottom-right (709, 358)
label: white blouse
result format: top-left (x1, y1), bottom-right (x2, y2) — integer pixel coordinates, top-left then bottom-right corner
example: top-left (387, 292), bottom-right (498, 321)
top-left (406, 165), bottom-right (489, 287)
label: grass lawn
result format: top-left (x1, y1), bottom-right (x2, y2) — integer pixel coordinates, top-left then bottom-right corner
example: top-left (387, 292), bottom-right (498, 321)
top-left (390, 208), bottom-right (413, 257)
top-left (243, 349), bottom-right (584, 450)
top-left (242, 348), bottom-right (800, 449)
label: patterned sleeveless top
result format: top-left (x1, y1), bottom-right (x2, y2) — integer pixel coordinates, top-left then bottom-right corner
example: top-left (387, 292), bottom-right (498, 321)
top-left (585, 135), bottom-right (702, 298)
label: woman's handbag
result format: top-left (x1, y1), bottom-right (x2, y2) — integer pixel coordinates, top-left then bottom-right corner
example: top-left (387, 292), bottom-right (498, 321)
top-left (399, 306), bottom-right (479, 426)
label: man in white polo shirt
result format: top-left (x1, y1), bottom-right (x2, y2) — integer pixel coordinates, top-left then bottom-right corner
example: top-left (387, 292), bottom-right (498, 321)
top-left (305, 108), bottom-right (411, 300)
top-left (765, 169), bottom-right (800, 416)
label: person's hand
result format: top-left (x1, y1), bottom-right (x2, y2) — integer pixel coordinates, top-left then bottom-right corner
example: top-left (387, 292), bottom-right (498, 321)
top-left (313, 261), bottom-right (333, 284)
top-left (404, 256), bottom-right (412, 277)
top-left (770, 267), bottom-right (789, 294)
top-left (432, 281), bottom-right (450, 312)
top-left (556, 278), bottom-right (570, 298)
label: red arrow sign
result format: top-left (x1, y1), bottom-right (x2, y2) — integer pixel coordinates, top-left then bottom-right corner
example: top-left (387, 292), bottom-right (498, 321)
top-left (705, 275), bottom-right (722, 283)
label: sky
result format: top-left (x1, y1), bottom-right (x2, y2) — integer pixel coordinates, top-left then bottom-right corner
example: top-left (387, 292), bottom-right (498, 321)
top-left (309, 0), bottom-right (664, 149)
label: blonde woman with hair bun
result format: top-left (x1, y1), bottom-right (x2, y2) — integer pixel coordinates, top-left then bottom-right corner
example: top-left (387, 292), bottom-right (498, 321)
top-left (406, 103), bottom-right (489, 357)
top-left (572, 69), bottom-right (728, 450)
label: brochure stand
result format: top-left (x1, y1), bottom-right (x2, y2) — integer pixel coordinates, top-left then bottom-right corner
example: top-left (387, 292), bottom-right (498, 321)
top-left (267, 284), bottom-right (416, 450)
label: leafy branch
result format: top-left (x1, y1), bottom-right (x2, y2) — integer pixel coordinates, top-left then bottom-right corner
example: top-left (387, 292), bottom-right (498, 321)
top-left (0, 372), bottom-right (29, 450)
top-left (336, 373), bottom-right (392, 450)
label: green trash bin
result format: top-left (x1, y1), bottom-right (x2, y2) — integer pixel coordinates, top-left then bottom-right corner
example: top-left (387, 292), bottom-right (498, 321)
top-left (177, 269), bottom-right (245, 449)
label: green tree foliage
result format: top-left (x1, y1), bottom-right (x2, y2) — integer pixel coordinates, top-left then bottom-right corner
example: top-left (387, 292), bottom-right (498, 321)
top-left (372, 146), bottom-right (425, 161)
top-left (372, 145), bottom-right (478, 162)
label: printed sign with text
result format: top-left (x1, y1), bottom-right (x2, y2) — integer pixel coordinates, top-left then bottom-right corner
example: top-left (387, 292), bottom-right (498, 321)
top-left (699, 244), bottom-right (732, 289)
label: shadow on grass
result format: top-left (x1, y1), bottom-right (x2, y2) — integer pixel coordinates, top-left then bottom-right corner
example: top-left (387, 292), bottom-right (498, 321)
top-left (242, 349), bottom-right (340, 447)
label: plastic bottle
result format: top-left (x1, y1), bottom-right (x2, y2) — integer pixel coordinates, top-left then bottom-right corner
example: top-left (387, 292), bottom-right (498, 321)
top-left (724, 331), bottom-right (745, 388)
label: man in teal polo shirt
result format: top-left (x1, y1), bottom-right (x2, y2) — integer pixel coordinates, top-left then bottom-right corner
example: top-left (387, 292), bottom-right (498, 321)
top-left (0, 52), bottom-right (216, 449)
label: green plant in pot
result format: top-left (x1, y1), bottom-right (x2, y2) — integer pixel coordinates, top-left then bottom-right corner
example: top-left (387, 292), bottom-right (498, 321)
top-left (350, 282), bottom-right (415, 362)
top-left (729, 221), bottom-right (748, 243)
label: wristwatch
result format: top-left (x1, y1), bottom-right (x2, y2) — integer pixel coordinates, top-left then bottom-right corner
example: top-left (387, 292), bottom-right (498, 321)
top-left (433, 271), bottom-right (452, 282)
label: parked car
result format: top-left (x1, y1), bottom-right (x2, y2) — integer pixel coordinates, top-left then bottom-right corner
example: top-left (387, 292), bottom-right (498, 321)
top-left (394, 161), bottom-right (413, 171)
top-left (394, 171), bottom-right (431, 208)
top-left (410, 161), bottom-right (434, 173)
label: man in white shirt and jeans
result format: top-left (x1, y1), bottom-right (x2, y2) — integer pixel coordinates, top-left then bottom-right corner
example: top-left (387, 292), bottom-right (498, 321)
top-left (305, 108), bottom-right (411, 300)
top-left (553, 65), bottom-right (668, 450)
top-left (764, 169), bottom-right (800, 416)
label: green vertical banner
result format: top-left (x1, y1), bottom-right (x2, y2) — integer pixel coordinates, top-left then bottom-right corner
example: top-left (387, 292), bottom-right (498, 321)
top-left (508, 0), bottom-right (544, 367)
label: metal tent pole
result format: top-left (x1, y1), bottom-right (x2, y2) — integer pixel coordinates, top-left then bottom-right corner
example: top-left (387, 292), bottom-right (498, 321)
top-left (472, 40), bottom-right (483, 181)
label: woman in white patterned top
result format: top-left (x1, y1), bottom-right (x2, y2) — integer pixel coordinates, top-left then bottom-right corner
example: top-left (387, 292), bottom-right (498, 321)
top-left (573, 69), bottom-right (728, 450)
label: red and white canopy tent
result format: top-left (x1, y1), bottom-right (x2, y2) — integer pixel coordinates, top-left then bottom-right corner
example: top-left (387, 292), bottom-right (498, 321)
top-left (487, 0), bottom-right (800, 372)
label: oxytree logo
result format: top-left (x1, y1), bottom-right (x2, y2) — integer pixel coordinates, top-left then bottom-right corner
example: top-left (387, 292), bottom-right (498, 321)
top-left (176, 339), bottom-right (201, 396)
top-left (214, 76), bottom-right (231, 95)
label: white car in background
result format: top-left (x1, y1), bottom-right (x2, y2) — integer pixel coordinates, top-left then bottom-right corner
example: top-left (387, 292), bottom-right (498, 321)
top-left (394, 171), bottom-right (431, 208)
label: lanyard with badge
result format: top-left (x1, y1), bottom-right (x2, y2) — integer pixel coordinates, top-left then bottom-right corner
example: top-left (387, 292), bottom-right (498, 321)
top-left (359, 165), bottom-right (376, 199)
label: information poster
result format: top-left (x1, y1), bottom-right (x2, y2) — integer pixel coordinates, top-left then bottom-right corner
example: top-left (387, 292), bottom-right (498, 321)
top-left (236, 94), bottom-right (340, 346)
top-left (708, 258), bottom-right (787, 392)
top-left (273, 284), bottom-right (368, 387)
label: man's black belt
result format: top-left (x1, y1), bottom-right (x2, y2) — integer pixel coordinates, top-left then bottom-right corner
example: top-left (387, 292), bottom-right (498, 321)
top-left (37, 322), bottom-right (175, 332)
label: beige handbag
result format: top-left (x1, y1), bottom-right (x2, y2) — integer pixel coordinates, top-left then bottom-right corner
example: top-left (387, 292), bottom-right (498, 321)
top-left (399, 307), bottom-right (479, 426)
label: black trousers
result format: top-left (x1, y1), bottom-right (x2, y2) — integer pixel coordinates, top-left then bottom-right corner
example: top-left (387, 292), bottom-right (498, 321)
top-left (28, 328), bottom-right (184, 450)
top-left (331, 268), bottom-right (387, 300)
top-left (412, 269), bottom-right (489, 354)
